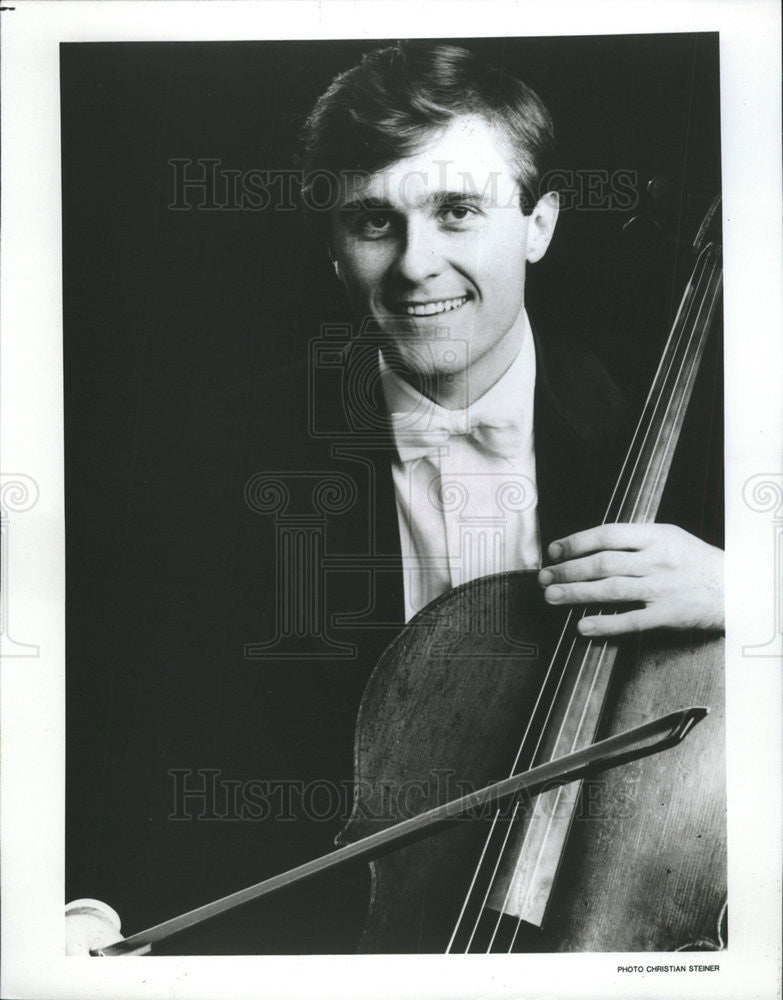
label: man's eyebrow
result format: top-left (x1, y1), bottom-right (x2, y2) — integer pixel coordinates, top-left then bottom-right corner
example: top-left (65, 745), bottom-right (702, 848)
top-left (338, 190), bottom-right (489, 214)
top-left (430, 190), bottom-right (488, 207)
top-left (338, 196), bottom-right (396, 215)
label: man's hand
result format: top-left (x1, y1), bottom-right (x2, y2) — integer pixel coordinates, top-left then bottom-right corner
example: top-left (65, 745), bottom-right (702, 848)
top-left (65, 899), bottom-right (125, 956)
top-left (538, 523), bottom-right (724, 637)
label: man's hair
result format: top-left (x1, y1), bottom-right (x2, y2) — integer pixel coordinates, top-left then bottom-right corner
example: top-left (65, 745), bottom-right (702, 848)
top-left (300, 41), bottom-right (557, 223)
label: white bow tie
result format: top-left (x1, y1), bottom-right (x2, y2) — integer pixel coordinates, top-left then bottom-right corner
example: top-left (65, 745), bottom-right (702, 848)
top-left (389, 409), bottom-right (527, 463)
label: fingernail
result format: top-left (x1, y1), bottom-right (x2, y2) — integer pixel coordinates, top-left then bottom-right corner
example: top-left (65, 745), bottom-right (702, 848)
top-left (548, 542), bottom-right (562, 559)
top-left (547, 586), bottom-right (563, 602)
top-left (539, 569), bottom-right (553, 585)
top-left (579, 620), bottom-right (596, 634)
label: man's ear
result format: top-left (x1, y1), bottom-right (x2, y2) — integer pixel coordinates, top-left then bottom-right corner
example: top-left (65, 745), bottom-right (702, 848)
top-left (525, 191), bottom-right (559, 263)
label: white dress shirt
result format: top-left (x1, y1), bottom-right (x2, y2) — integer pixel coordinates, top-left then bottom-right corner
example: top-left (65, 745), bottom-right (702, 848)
top-left (381, 315), bottom-right (541, 622)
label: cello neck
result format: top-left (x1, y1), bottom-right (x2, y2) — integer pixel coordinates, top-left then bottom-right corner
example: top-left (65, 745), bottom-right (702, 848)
top-left (606, 240), bottom-right (722, 526)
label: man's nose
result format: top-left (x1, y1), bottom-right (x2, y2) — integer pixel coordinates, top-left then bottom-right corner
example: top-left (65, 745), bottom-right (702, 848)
top-left (393, 218), bottom-right (444, 284)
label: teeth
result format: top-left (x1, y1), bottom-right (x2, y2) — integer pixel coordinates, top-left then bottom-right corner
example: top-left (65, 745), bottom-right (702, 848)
top-left (402, 296), bottom-right (468, 317)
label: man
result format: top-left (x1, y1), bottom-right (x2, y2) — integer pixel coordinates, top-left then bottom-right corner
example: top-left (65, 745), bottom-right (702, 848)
top-left (216, 41), bottom-right (725, 952)
top-left (65, 39), bottom-right (724, 956)
top-left (300, 40), bottom-right (724, 635)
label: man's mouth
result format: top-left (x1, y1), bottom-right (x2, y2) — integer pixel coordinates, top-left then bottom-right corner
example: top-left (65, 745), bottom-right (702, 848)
top-left (393, 294), bottom-right (471, 317)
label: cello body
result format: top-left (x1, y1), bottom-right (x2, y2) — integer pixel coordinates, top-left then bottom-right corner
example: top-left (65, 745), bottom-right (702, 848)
top-left (339, 571), bottom-right (726, 953)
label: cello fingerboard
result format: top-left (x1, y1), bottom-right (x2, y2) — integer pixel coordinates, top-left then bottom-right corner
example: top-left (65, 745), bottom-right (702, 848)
top-left (487, 640), bottom-right (617, 925)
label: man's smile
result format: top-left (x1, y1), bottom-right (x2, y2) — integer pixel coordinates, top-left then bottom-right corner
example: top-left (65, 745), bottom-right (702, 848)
top-left (389, 294), bottom-right (471, 317)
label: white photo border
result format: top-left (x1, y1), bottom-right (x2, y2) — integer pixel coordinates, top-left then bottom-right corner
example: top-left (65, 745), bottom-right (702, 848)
top-left (1, 2), bottom-right (781, 999)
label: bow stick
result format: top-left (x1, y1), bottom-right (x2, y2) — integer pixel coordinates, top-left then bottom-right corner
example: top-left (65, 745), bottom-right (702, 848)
top-left (94, 706), bottom-right (707, 956)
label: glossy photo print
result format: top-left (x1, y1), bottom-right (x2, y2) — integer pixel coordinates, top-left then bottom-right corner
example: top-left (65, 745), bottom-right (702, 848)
top-left (61, 33), bottom-right (725, 956)
top-left (0, 5), bottom-right (781, 1000)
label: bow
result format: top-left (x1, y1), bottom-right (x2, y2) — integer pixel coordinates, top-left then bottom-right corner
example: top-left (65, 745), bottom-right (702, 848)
top-left (389, 409), bottom-right (528, 462)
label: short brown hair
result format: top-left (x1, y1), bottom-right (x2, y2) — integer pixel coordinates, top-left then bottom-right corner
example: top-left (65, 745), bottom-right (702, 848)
top-left (301, 41), bottom-right (557, 221)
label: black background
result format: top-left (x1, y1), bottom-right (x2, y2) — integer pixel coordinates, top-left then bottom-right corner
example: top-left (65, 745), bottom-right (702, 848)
top-left (62, 35), bottom-right (722, 953)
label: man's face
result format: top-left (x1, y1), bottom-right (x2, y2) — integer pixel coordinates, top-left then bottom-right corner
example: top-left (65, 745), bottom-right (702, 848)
top-left (330, 115), bottom-right (557, 405)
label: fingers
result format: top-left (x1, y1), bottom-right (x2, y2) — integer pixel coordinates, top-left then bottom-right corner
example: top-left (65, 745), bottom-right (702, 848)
top-left (543, 576), bottom-right (649, 607)
top-left (538, 549), bottom-right (649, 586)
top-left (537, 524), bottom-right (724, 634)
top-left (546, 523), bottom-right (676, 562)
top-left (576, 608), bottom-right (661, 637)
top-left (538, 532), bottom-right (656, 607)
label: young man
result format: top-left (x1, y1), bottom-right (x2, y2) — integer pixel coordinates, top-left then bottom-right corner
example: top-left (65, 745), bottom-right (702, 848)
top-left (301, 41), bottom-right (724, 635)
top-left (220, 41), bottom-right (723, 956)
top-left (65, 39), bottom-right (725, 956)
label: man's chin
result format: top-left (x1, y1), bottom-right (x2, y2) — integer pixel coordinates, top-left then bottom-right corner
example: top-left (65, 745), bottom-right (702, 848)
top-left (378, 318), bottom-right (470, 361)
top-left (381, 340), bottom-right (470, 388)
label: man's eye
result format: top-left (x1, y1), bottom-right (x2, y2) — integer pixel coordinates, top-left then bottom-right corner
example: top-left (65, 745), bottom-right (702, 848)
top-left (440, 205), bottom-right (477, 224)
top-left (359, 213), bottom-right (393, 236)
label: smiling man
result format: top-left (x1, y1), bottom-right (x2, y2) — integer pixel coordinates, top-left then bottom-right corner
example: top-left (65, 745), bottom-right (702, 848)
top-left (329, 115), bottom-right (556, 406)
top-left (62, 37), bottom-right (726, 958)
top-left (302, 41), bottom-right (724, 633)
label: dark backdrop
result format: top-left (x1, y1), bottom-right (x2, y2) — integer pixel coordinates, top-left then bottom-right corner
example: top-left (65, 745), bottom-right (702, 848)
top-left (62, 34), bottom-right (722, 954)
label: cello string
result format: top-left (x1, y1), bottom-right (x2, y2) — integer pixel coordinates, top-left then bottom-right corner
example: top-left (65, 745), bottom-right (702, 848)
top-left (636, 261), bottom-right (721, 524)
top-left (486, 641), bottom-right (612, 953)
top-left (451, 635), bottom-right (579, 949)
top-left (638, 282), bottom-right (721, 525)
top-left (601, 249), bottom-right (705, 522)
top-left (445, 809), bottom-right (507, 953)
top-left (453, 243), bottom-right (720, 952)
top-left (486, 645), bottom-right (625, 948)
top-left (606, 259), bottom-right (705, 521)
top-left (503, 645), bottom-right (616, 953)
top-left (481, 637), bottom-right (612, 950)
top-left (460, 800), bottom-right (524, 953)
top-left (616, 252), bottom-right (719, 531)
top-left (458, 627), bottom-right (603, 950)
top-left (616, 245), bottom-right (720, 524)
top-left (610, 248), bottom-right (720, 525)
top-left (454, 634), bottom-right (609, 951)
top-left (451, 624), bottom-right (584, 950)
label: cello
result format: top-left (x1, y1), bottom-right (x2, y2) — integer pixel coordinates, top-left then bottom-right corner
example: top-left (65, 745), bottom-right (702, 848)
top-left (68, 191), bottom-right (725, 957)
